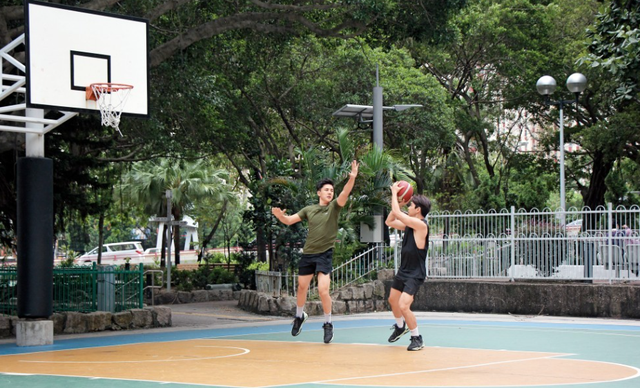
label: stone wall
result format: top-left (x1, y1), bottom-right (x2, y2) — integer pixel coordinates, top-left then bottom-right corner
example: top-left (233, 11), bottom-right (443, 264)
top-left (146, 287), bottom-right (241, 305)
top-left (238, 269), bottom-right (640, 319)
top-left (238, 276), bottom-right (389, 316)
top-left (0, 287), bottom-right (241, 339)
top-left (411, 280), bottom-right (640, 319)
top-left (0, 306), bottom-right (171, 339)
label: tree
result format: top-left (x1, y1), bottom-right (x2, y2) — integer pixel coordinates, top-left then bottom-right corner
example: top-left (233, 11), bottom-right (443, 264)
top-left (574, 0), bottom-right (640, 217)
top-left (0, 0), bottom-right (463, 252)
top-left (412, 0), bottom-right (601, 210)
top-left (120, 158), bottom-right (233, 265)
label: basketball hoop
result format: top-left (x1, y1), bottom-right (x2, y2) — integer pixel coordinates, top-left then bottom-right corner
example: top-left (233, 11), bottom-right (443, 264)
top-left (86, 83), bottom-right (133, 136)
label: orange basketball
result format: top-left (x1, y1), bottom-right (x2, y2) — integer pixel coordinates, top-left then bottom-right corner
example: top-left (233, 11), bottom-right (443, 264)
top-left (397, 180), bottom-right (414, 203)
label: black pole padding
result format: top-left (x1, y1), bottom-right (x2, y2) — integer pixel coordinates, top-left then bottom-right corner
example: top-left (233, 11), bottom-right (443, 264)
top-left (17, 157), bottom-right (54, 319)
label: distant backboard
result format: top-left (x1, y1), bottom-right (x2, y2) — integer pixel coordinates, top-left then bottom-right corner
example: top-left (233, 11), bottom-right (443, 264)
top-left (25, 1), bottom-right (148, 117)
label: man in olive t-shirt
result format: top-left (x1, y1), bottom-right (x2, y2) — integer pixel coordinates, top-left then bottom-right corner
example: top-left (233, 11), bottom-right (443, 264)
top-left (271, 160), bottom-right (359, 343)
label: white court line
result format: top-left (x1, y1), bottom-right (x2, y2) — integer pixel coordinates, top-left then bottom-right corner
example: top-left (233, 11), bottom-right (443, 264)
top-left (303, 354), bottom-right (580, 386)
top-left (305, 358), bottom-right (640, 388)
top-left (2, 372), bottom-right (249, 388)
top-left (19, 345), bottom-right (249, 364)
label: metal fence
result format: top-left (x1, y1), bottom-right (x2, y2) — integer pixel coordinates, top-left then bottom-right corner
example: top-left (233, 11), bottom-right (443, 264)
top-left (262, 204), bottom-right (640, 297)
top-left (0, 263), bottom-right (144, 317)
top-left (427, 204), bottom-right (640, 282)
top-left (261, 243), bottom-right (395, 298)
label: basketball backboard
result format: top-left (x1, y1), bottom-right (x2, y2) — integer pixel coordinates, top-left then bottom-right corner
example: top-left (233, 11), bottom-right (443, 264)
top-left (25, 1), bottom-right (148, 117)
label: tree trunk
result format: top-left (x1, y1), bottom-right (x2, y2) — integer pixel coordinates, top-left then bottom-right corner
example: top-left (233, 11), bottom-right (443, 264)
top-left (199, 200), bottom-right (228, 261)
top-left (160, 224), bottom-right (166, 268)
top-left (582, 152), bottom-right (613, 230)
top-left (173, 225), bottom-right (181, 265)
top-left (97, 214), bottom-right (105, 265)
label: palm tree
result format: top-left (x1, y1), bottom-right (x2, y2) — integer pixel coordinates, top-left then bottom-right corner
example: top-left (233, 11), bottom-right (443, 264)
top-left (121, 158), bottom-right (232, 265)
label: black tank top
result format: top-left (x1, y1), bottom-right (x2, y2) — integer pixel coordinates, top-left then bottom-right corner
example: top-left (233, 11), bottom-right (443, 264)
top-left (398, 219), bottom-right (429, 279)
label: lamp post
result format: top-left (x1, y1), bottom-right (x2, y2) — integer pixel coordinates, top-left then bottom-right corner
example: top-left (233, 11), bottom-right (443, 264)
top-left (536, 73), bottom-right (587, 215)
top-left (332, 66), bottom-right (422, 273)
top-left (333, 66), bottom-right (422, 151)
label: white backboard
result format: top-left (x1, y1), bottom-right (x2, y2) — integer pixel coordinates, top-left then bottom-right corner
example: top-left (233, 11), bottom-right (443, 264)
top-left (25, 1), bottom-right (148, 117)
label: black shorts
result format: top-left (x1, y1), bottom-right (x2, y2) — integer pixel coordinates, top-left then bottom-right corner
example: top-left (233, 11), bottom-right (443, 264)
top-left (391, 276), bottom-right (424, 296)
top-left (298, 249), bottom-right (333, 276)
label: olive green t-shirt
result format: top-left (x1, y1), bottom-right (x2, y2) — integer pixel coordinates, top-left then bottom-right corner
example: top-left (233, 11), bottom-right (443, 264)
top-left (297, 200), bottom-right (343, 254)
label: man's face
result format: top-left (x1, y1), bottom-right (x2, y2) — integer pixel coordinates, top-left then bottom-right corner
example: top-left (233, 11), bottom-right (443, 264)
top-left (317, 184), bottom-right (334, 203)
top-left (408, 201), bottom-right (420, 217)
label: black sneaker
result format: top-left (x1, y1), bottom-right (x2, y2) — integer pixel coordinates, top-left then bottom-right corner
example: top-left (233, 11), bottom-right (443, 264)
top-left (291, 312), bottom-right (308, 336)
top-left (388, 323), bottom-right (409, 343)
top-left (322, 322), bottom-right (334, 344)
top-left (407, 335), bottom-right (424, 351)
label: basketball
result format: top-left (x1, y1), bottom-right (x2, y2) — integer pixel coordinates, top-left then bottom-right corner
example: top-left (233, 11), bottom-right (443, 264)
top-left (397, 180), bottom-right (414, 203)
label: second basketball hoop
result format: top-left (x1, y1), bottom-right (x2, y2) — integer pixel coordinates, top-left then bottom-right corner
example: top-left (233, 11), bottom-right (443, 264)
top-left (86, 83), bottom-right (133, 135)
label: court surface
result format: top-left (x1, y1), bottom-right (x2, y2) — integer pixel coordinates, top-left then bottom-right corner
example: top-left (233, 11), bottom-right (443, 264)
top-left (0, 308), bottom-right (639, 388)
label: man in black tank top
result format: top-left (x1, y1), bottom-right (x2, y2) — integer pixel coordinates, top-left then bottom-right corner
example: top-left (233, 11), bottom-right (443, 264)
top-left (385, 181), bottom-right (431, 351)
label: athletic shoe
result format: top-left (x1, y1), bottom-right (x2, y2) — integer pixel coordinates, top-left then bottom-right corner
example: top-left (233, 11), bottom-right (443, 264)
top-left (291, 312), bottom-right (308, 336)
top-left (407, 335), bottom-right (424, 351)
top-left (388, 323), bottom-right (409, 343)
top-left (322, 322), bottom-right (334, 344)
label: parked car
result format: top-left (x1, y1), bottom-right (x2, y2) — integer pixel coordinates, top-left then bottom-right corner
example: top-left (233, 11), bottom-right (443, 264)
top-left (565, 219), bottom-right (582, 236)
top-left (76, 241), bottom-right (144, 265)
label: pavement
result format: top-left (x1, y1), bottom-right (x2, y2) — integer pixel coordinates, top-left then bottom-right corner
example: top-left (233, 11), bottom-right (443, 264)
top-left (166, 300), bottom-right (288, 329)
top-left (3, 299), bottom-right (640, 345)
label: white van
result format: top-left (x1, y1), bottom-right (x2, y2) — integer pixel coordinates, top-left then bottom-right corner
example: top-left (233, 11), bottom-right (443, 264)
top-left (76, 241), bottom-right (144, 265)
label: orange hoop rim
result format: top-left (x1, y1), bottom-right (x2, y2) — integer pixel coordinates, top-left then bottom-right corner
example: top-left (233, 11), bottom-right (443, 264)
top-left (86, 83), bottom-right (134, 101)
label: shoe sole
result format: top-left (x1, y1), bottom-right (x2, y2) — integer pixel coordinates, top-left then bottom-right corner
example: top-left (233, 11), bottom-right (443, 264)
top-left (388, 328), bottom-right (410, 343)
top-left (291, 314), bottom-right (308, 336)
top-left (408, 345), bottom-right (424, 351)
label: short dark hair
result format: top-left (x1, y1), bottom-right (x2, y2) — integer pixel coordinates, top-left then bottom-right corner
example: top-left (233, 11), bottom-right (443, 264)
top-left (316, 178), bottom-right (334, 191)
top-left (411, 195), bottom-right (431, 218)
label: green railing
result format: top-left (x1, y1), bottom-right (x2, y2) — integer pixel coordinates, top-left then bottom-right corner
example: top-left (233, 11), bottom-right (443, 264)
top-left (0, 263), bottom-right (144, 317)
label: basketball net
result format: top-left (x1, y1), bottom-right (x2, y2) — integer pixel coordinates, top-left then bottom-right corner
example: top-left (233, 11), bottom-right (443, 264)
top-left (89, 83), bottom-right (133, 136)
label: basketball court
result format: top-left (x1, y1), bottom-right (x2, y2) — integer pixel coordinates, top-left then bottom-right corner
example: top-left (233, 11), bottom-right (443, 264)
top-left (2, 3), bottom-right (640, 387)
top-left (0, 310), bottom-right (639, 388)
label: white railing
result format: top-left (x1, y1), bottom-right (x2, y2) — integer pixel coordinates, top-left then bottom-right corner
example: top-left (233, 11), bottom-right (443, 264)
top-left (275, 242), bottom-right (396, 297)
top-left (330, 242), bottom-right (390, 291)
top-left (427, 204), bottom-right (640, 282)
top-left (264, 204), bottom-right (640, 297)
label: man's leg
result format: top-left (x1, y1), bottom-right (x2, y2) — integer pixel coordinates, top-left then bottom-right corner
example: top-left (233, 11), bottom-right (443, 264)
top-left (296, 274), bottom-right (313, 308)
top-left (399, 292), bottom-right (424, 351)
top-left (388, 287), bottom-right (409, 342)
top-left (317, 272), bottom-right (334, 343)
top-left (388, 287), bottom-right (403, 320)
top-left (398, 292), bottom-right (416, 329)
top-left (317, 272), bottom-right (332, 314)
top-left (291, 274), bottom-right (313, 336)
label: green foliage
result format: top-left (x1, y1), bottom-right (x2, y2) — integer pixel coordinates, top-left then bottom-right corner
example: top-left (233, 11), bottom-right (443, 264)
top-left (505, 153), bottom-right (556, 210)
top-left (237, 254), bottom-right (267, 290)
top-left (203, 252), bottom-right (228, 264)
top-left (173, 265), bottom-right (238, 292)
top-left (4, 0), bottom-right (639, 265)
top-left (581, 0), bottom-right (640, 103)
top-left (247, 261), bottom-right (269, 271)
top-left (333, 226), bottom-right (366, 265)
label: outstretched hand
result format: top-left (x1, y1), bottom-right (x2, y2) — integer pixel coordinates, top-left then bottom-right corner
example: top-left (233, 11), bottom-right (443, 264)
top-left (390, 181), bottom-right (401, 195)
top-left (271, 207), bottom-right (286, 218)
top-left (349, 160), bottom-right (359, 179)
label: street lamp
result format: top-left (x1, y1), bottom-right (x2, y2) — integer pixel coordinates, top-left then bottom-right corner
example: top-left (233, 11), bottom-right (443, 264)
top-left (536, 73), bottom-right (587, 214)
top-left (332, 66), bottom-right (422, 151)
